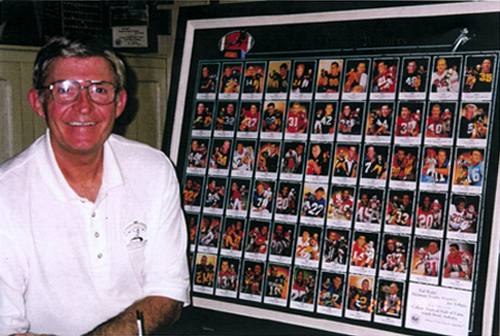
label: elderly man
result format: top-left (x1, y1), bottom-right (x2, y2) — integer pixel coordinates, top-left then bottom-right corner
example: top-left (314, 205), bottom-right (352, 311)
top-left (0, 35), bottom-right (190, 335)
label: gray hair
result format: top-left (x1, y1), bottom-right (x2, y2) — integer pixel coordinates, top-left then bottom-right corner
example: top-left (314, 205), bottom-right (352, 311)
top-left (33, 34), bottom-right (126, 93)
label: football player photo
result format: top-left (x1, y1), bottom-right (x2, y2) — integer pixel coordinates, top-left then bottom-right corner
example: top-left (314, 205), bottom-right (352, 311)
top-left (183, 176), bottom-right (203, 210)
top-left (232, 140), bottom-right (256, 176)
top-left (322, 229), bottom-right (350, 271)
top-left (360, 145), bottom-right (389, 186)
top-left (204, 177), bottom-right (226, 214)
top-left (337, 102), bottom-right (363, 141)
top-left (457, 102), bottom-right (489, 147)
top-left (379, 235), bottom-right (409, 277)
top-left (317, 272), bottom-right (345, 316)
top-left (365, 102), bottom-right (394, 142)
top-left (275, 182), bottom-right (300, 220)
top-left (187, 214), bottom-right (199, 250)
top-left (328, 186), bottom-right (355, 225)
top-left (399, 57), bottom-right (429, 100)
top-left (250, 180), bottom-right (275, 218)
top-left (442, 241), bottom-right (475, 290)
top-left (301, 183), bottom-right (328, 225)
top-left (332, 144), bottom-right (359, 184)
top-left (420, 147), bottom-right (451, 191)
top-left (291, 60), bottom-right (316, 98)
top-left (390, 146), bottom-right (418, 184)
top-left (311, 101), bottom-right (336, 141)
top-left (261, 101), bottom-right (285, 138)
top-left (264, 264), bottom-right (290, 306)
top-left (198, 215), bottom-right (221, 253)
top-left (416, 192), bottom-right (446, 237)
top-left (256, 141), bottom-right (280, 177)
top-left (371, 58), bottom-right (399, 100)
top-left (295, 226), bottom-right (322, 266)
top-left (280, 142), bottom-right (306, 179)
top-left (385, 190), bottom-right (414, 234)
top-left (192, 101), bottom-right (214, 135)
top-left (193, 253), bottom-right (216, 293)
top-left (346, 275), bottom-right (375, 321)
top-left (269, 223), bottom-right (295, 260)
top-left (215, 101), bottom-right (238, 137)
top-left (221, 218), bottom-right (245, 255)
top-left (410, 238), bottom-right (441, 285)
top-left (305, 143), bottom-right (331, 182)
top-left (355, 188), bottom-right (384, 228)
top-left (394, 102), bottom-right (424, 144)
top-left (462, 55), bottom-right (496, 100)
top-left (375, 279), bottom-right (404, 325)
top-left (350, 231), bottom-right (378, 273)
top-left (343, 59), bottom-right (370, 100)
top-left (238, 102), bottom-right (261, 137)
top-left (242, 62), bottom-right (266, 95)
top-left (448, 194), bottom-right (480, 239)
top-left (197, 63), bottom-right (218, 97)
top-left (226, 179), bottom-right (250, 217)
top-left (317, 59), bottom-right (343, 96)
top-left (245, 221), bottom-right (270, 258)
top-left (290, 268), bottom-right (317, 312)
top-left (216, 258), bottom-right (239, 297)
top-left (186, 138), bottom-right (209, 174)
top-left (209, 139), bottom-right (232, 173)
top-left (453, 148), bottom-right (485, 191)
top-left (240, 260), bottom-right (265, 301)
top-left (429, 56), bottom-right (462, 100)
top-left (266, 60), bottom-right (291, 96)
top-left (219, 63), bottom-right (242, 97)
top-left (285, 101), bottom-right (310, 140)
top-left (425, 102), bottom-right (456, 146)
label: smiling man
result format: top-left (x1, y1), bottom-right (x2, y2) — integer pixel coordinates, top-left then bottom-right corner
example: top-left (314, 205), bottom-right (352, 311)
top-left (0, 35), bottom-right (190, 335)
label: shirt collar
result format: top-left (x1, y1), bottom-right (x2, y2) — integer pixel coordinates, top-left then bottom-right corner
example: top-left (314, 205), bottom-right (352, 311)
top-left (36, 129), bottom-right (124, 203)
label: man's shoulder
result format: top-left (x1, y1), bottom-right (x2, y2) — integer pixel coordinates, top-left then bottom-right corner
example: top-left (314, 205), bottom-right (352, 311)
top-left (0, 136), bottom-right (42, 182)
top-left (108, 134), bottom-right (169, 166)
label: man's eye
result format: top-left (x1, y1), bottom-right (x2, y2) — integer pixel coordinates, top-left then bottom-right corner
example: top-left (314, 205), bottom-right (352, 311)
top-left (57, 86), bottom-right (75, 94)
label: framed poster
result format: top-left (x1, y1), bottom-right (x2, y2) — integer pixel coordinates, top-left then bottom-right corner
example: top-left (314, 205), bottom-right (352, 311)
top-left (164, 2), bottom-right (500, 336)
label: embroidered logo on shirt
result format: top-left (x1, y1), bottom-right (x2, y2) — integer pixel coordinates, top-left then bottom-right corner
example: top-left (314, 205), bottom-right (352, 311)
top-left (124, 221), bottom-right (148, 249)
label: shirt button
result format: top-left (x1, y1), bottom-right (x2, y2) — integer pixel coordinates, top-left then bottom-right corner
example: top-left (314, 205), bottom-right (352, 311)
top-left (97, 253), bottom-right (103, 259)
top-left (94, 232), bottom-right (100, 238)
top-left (92, 212), bottom-right (96, 218)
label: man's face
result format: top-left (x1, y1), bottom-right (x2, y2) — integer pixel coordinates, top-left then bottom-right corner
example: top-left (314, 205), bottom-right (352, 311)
top-left (250, 104), bottom-right (258, 115)
top-left (247, 66), bottom-right (255, 76)
top-left (429, 242), bottom-right (439, 254)
top-left (449, 246), bottom-right (459, 258)
top-left (402, 195), bottom-right (410, 206)
top-left (387, 240), bottom-right (395, 251)
top-left (282, 186), bottom-right (289, 195)
top-left (325, 104), bottom-right (333, 115)
top-left (302, 231), bottom-right (310, 240)
top-left (202, 67), bottom-right (209, 78)
top-left (261, 226), bottom-right (268, 236)
top-left (457, 201), bottom-right (465, 212)
top-left (436, 59), bottom-right (447, 74)
top-left (312, 145), bottom-right (321, 158)
top-left (407, 61), bottom-right (416, 74)
top-left (224, 67), bottom-right (231, 76)
top-left (267, 105), bottom-right (275, 114)
top-left (271, 267), bottom-right (277, 277)
top-left (221, 261), bottom-right (228, 272)
top-left (275, 225), bottom-right (283, 236)
top-left (280, 66), bottom-right (288, 78)
top-left (431, 106), bottom-right (441, 121)
top-left (237, 143), bottom-right (244, 154)
top-left (227, 104), bottom-right (235, 115)
top-left (296, 64), bottom-right (305, 77)
top-left (381, 105), bottom-right (391, 117)
top-left (328, 231), bottom-right (336, 242)
top-left (471, 150), bottom-right (482, 166)
top-left (342, 190), bottom-right (350, 201)
top-left (269, 144), bottom-right (277, 155)
top-left (401, 107), bottom-right (410, 120)
top-left (197, 103), bottom-right (205, 115)
top-left (361, 280), bottom-right (369, 292)
top-left (191, 140), bottom-right (199, 151)
top-left (201, 256), bottom-right (207, 265)
top-left (389, 283), bottom-right (398, 295)
top-left (482, 59), bottom-right (492, 73)
top-left (31, 57), bottom-right (126, 158)
top-left (357, 235), bottom-right (366, 247)
top-left (357, 63), bottom-right (366, 73)
top-left (465, 105), bottom-right (475, 120)
top-left (315, 190), bottom-right (324, 201)
top-left (349, 146), bottom-right (356, 159)
top-left (397, 150), bottom-right (405, 161)
top-left (333, 276), bottom-right (342, 289)
top-left (254, 265), bottom-right (261, 276)
top-left (296, 144), bottom-right (304, 155)
top-left (232, 182), bottom-right (237, 190)
top-left (186, 180), bottom-right (193, 189)
top-left (296, 271), bottom-right (304, 282)
top-left (331, 63), bottom-right (339, 75)
top-left (361, 194), bottom-right (368, 206)
top-left (437, 151), bottom-right (447, 165)
top-left (423, 197), bottom-right (431, 209)
top-left (378, 62), bottom-right (387, 75)
top-left (367, 147), bottom-right (375, 160)
top-left (343, 105), bottom-right (351, 116)
top-left (257, 184), bottom-right (264, 194)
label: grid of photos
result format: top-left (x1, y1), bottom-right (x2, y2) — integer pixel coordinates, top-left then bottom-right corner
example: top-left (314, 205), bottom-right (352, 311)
top-left (184, 53), bottom-right (496, 328)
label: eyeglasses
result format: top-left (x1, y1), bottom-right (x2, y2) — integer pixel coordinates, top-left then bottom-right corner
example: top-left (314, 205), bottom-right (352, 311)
top-left (40, 80), bottom-right (117, 105)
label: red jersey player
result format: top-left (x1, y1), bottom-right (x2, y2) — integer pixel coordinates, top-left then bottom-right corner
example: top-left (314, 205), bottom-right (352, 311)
top-left (443, 243), bottom-right (472, 280)
top-left (332, 189), bottom-right (354, 220)
top-left (286, 102), bottom-right (309, 133)
top-left (239, 103), bottom-right (261, 132)
top-left (426, 104), bottom-right (449, 138)
top-left (395, 106), bottom-right (419, 137)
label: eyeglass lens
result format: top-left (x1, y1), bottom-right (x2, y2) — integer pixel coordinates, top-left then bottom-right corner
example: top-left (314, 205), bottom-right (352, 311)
top-left (51, 80), bottom-right (116, 104)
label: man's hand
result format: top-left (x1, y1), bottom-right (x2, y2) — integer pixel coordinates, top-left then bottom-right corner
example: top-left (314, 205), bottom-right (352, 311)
top-left (82, 296), bottom-right (182, 336)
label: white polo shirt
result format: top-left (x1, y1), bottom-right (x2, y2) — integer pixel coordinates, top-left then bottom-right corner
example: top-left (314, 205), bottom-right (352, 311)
top-left (0, 131), bottom-right (191, 335)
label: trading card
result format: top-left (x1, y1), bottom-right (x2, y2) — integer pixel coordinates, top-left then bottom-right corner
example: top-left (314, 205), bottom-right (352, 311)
top-left (241, 62), bottom-right (266, 99)
top-left (415, 192), bottom-right (447, 238)
top-left (424, 102), bottom-right (457, 146)
top-left (389, 145), bottom-right (419, 189)
top-left (219, 63), bottom-right (242, 100)
top-left (442, 241), bottom-right (475, 290)
top-left (457, 102), bottom-right (490, 147)
top-left (275, 181), bottom-right (301, 222)
top-left (244, 220), bottom-right (270, 260)
top-left (394, 101), bottom-right (424, 145)
top-left (370, 58), bottom-right (399, 100)
top-left (192, 101), bottom-right (214, 136)
top-left (343, 59), bottom-right (370, 100)
top-left (316, 59), bottom-right (343, 100)
top-left (317, 272), bottom-right (345, 316)
top-left (280, 141), bottom-right (306, 181)
top-left (305, 142), bottom-right (332, 183)
top-left (448, 194), bottom-right (480, 241)
top-left (232, 139), bottom-right (256, 177)
top-left (337, 102), bottom-right (364, 142)
top-left (290, 267), bottom-right (317, 312)
top-left (197, 63), bottom-right (218, 99)
top-left (462, 54), bottom-right (496, 101)
top-left (354, 188), bottom-right (384, 230)
top-left (214, 101), bottom-right (238, 137)
top-left (203, 177), bottom-right (226, 215)
top-left (216, 257), bottom-right (240, 298)
top-left (186, 138), bottom-right (209, 174)
top-left (301, 183), bottom-right (328, 225)
top-left (264, 263), bottom-right (290, 306)
top-left (186, 213), bottom-right (199, 251)
top-left (385, 190), bottom-right (414, 234)
top-left (269, 222), bottom-right (296, 263)
top-left (399, 57), bottom-right (430, 100)
top-left (327, 186), bottom-right (355, 228)
top-left (379, 234), bottom-right (409, 280)
top-left (237, 102), bottom-right (261, 138)
top-left (310, 101), bottom-right (337, 142)
top-left (266, 60), bottom-right (291, 99)
top-left (193, 253), bottom-right (216, 294)
top-left (331, 143), bottom-right (359, 185)
top-left (350, 231), bottom-right (379, 276)
top-left (182, 175), bottom-right (204, 211)
top-left (250, 179), bottom-right (275, 219)
top-left (420, 146), bottom-right (451, 192)
top-left (429, 56), bottom-right (462, 100)
top-left (295, 225), bottom-right (322, 268)
top-left (365, 102), bottom-right (395, 143)
top-left (239, 260), bottom-right (265, 302)
top-left (452, 148), bottom-right (485, 194)
top-left (208, 138), bottom-right (232, 175)
top-left (198, 215), bottom-right (221, 253)
top-left (260, 100), bottom-right (285, 139)
top-left (345, 274), bottom-right (375, 321)
top-left (290, 60), bottom-right (316, 100)
top-left (220, 218), bottom-right (246, 258)
top-left (226, 178), bottom-right (250, 217)
top-left (322, 228), bottom-right (350, 272)
top-left (374, 279), bottom-right (404, 326)
top-left (360, 144), bottom-right (389, 187)
top-left (285, 101), bottom-right (310, 140)
top-left (256, 141), bottom-right (280, 179)
top-left (410, 237), bottom-right (441, 285)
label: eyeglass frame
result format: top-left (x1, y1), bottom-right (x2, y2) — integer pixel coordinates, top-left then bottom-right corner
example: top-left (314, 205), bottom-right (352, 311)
top-left (38, 79), bottom-right (118, 105)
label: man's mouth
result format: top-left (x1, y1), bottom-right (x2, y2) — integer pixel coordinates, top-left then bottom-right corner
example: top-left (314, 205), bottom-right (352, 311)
top-left (68, 122), bottom-right (97, 126)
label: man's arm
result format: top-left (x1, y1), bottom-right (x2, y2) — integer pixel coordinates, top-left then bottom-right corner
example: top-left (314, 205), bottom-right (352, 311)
top-left (83, 296), bottom-right (182, 336)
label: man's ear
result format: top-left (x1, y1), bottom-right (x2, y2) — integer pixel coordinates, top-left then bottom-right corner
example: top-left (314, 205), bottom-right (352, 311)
top-left (115, 90), bottom-right (128, 119)
top-left (28, 89), bottom-right (46, 119)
